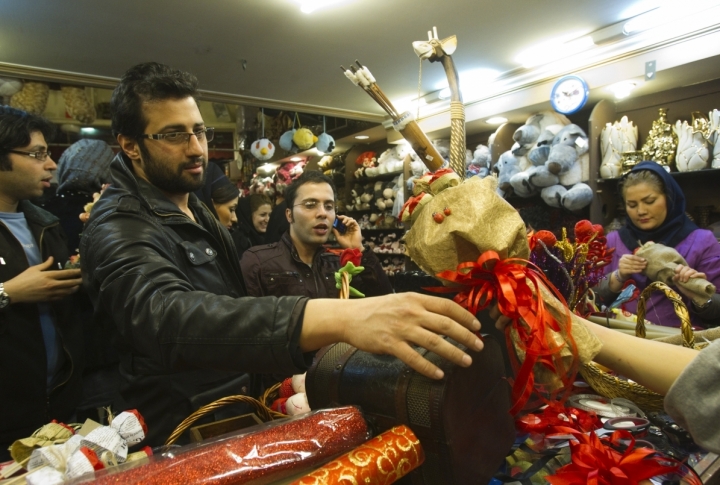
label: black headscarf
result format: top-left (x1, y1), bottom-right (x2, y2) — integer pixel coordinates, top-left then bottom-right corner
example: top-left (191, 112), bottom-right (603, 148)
top-left (618, 161), bottom-right (698, 250)
top-left (194, 162), bottom-right (239, 219)
top-left (236, 196), bottom-right (268, 248)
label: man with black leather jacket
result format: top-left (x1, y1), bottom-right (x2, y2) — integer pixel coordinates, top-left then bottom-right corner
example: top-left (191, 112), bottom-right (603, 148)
top-left (0, 107), bottom-right (84, 461)
top-left (80, 62), bottom-right (485, 447)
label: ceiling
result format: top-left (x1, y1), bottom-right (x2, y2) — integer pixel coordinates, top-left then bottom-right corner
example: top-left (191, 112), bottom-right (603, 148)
top-left (1, 0), bottom-right (720, 145)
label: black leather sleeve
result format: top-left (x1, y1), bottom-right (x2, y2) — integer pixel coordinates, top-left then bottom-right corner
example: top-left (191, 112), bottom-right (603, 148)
top-left (81, 209), bottom-right (309, 376)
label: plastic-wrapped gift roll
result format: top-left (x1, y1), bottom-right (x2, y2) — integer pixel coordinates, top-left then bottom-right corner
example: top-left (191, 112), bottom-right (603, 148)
top-left (290, 425), bottom-right (424, 485)
top-left (85, 406), bottom-right (368, 485)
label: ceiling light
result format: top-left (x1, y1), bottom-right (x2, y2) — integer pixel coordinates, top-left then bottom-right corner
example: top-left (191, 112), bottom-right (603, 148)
top-left (290, 156), bottom-right (302, 162)
top-left (80, 127), bottom-right (97, 134)
top-left (355, 135), bottom-right (369, 140)
top-left (486, 117), bottom-right (508, 125)
top-left (623, 0), bottom-right (718, 35)
top-left (607, 81), bottom-right (638, 99)
top-left (515, 34), bottom-right (594, 68)
top-left (290, 0), bottom-right (349, 13)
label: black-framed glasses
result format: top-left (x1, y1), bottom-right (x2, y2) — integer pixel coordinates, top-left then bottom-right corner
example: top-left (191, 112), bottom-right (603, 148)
top-left (6, 149), bottom-right (50, 161)
top-left (294, 200), bottom-right (336, 212)
top-left (141, 127), bottom-right (215, 146)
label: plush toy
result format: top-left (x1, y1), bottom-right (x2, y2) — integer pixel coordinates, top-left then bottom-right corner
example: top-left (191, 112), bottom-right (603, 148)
top-left (316, 132), bottom-right (335, 154)
top-left (0, 77), bottom-right (23, 98)
top-left (10, 81), bottom-right (50, 115)
top-left (468, 144), bottom-right (491, 178)
top-left (250, 138), bottom-right (276, 161)
top-left (505, 112), bottom-right (593, 211)
top-left (279, 128), bottom-right (297, 152)
top-left (276, 160), bottom-right (305, 186)
top-left (293, 127), bottom-right (317, 151)
top-left (61, 86), bottom-right (96, 124)
top-left (494, 150), bottom-right (522, 197)
top-left (512, 111), bottom-right (570, 156)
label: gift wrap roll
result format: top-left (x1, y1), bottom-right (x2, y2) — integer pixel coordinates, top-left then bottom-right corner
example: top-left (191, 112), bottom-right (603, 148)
top-left (290, 425), bottom-right (424, 485)
top-left (85, 406), bottom-right (369, 485)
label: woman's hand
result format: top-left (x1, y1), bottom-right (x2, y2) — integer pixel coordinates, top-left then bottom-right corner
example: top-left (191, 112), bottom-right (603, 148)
top-left (617, 254), bottom-right (647, 280)
top-left (673, 264), bottom-right (709, 303)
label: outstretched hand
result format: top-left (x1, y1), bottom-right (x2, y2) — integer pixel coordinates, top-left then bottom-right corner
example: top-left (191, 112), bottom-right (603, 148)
top-left (302, 293), bottom-right (483, 380)
top-left (3, 257), bottom-right (82, 304)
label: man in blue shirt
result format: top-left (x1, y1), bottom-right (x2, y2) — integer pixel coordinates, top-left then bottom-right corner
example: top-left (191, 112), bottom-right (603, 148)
top-left (0, 106), bottom-right (83, 461)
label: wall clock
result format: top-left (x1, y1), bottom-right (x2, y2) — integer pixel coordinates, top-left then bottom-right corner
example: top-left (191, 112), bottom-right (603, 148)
top-left (550, 75), bottom-right (589, 115)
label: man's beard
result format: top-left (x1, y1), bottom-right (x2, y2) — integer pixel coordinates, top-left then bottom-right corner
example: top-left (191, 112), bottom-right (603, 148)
top-left (139, 143), bottom-right (206, 194)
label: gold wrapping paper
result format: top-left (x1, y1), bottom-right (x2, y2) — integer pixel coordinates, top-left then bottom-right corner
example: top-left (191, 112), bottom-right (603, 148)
top-left (635, 242), bottom-right (716, 298)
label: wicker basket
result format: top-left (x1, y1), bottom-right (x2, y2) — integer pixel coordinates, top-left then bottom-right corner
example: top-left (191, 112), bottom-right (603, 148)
top-left (579, 281), bottom-right (696, 412)
top-left (165, 382), bottom-right (286, 445)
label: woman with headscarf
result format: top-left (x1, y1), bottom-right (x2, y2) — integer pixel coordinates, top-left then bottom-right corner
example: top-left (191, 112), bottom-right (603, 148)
top-left (195, 162), bottom-right (240, 231)
top-left (234, 194), bottom-right (273, 258)
top-left (594, 161), bottom-right (720, 327)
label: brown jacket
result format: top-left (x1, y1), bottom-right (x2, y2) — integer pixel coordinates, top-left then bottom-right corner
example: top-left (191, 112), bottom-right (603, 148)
top-left (241, 231), bottom-right (393, 298)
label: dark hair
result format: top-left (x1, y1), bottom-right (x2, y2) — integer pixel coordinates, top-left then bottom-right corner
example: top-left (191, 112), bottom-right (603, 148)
top-left (211, 183), bottom-right (240, 205)
top-left (621, 169), bottom-right (665, 200)
top-left (111, 62), bottom-right (199, 140)
top-left (284, 170), bottom-right (337, 207)
top-left (249, 194), bottom-right (272, 214)
top-left (0, 106), bottom-right (55, 171)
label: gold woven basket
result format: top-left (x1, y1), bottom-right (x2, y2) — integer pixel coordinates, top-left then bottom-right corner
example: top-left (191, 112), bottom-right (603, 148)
top-left (165, 382), bottom-right (286, 445)
top-left (579, 281), bottom-right (696, 413)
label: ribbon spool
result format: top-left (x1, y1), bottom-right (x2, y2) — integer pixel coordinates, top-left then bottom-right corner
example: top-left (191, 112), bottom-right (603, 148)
top-left (604, 417), bottom-right (651, 437)
top-left (567, 394), bottom-right (645, 418)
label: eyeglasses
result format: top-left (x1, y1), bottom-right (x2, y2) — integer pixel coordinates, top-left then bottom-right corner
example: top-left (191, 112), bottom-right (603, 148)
top-left (294, 200), bottom-right (336, 212)
top-left (141, 127), bottom-right (215, 146)
top-left (6, 149), bottom-right (50, 161)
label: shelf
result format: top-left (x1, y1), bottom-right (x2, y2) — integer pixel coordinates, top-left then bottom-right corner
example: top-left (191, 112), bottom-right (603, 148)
top-left (596, 167), bottom-right (720, 184)
top-left (362, 228), bottom-right (405, 232)
top-left (352, 171), bottom-right (404, 183)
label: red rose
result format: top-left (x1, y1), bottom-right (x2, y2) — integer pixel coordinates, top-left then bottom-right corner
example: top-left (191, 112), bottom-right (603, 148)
top-left (340, 248), bottom-right (363, 267)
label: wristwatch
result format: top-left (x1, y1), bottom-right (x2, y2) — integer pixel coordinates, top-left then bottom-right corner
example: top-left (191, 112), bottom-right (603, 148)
top-left (693, 297), bottom-right (713, 311)
top-left (0, 282), bottom-right (10, 309)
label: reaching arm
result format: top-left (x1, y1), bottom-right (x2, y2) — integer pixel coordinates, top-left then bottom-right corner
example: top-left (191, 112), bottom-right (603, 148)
top-left (491, 305), bottom-right (697, 396)
top-left (302, 293), bottom-right (483, 380)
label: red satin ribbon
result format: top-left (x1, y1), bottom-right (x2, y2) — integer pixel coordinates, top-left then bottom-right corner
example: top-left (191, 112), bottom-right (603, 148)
top-left (429, 250), bottom-right (578, 415)
top-left (399, 192), bottom-right (427, 219)
top-left (517, 403), bottom-right (602, 435)
top-left (546, 428), bottom-right (681, 485)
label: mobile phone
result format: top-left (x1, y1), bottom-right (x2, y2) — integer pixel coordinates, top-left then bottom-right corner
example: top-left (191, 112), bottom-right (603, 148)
top-left (333, 218), bottom-right (347, 234)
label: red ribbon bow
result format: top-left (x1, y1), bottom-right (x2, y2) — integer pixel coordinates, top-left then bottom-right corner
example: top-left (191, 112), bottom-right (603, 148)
top-left (429, 250), bottom-right (578, 415)
top-left (517, 402), bottom-right (602, 435)
top-left (340, 248), bottom-right (363, 267)
top-left (546, 428), bottom-right (682, 485)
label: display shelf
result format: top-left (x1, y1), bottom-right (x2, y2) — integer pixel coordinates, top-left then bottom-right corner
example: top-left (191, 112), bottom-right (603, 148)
top-left (352, 170), bottom-right (404, 183)
top-left (596, 167), bottom-right (720, 184)
top-left (361, 227), bottom-right (405, 232)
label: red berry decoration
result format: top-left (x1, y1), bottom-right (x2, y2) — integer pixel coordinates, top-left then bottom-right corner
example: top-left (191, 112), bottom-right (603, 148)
top-left (443, 207), bottom-right (452, 216)
top-left (432, 212), bottom-right (445, 223)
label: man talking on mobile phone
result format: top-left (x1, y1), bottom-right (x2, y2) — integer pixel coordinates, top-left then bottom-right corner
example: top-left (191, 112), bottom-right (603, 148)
top-left (241, 170), bottom-right (392, 299)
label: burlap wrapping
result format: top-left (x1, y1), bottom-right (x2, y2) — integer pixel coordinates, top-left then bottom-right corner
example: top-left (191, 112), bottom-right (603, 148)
top-left (635, 242), bottom-right (716, 298)
top-left (405, 176), bottom-right (602, 394)
top-left (10, 422), bottom-right (74, 464)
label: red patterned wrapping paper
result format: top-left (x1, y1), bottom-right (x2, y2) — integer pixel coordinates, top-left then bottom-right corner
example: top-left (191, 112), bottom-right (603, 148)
top-left (85, 406), bottom-right (368, 485)
top-left (290, 425), bottom-right (424, 485)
